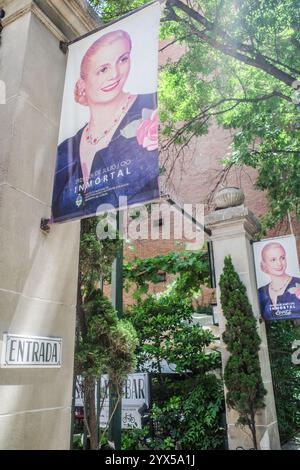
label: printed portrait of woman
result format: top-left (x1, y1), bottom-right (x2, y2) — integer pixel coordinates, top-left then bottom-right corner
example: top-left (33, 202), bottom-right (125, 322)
top-left (51, 27), bottom-right (159, 223)
top-left (256, 240), bottom-right (300, 321)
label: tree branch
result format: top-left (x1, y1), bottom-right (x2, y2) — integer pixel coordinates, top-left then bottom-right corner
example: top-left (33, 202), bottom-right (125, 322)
top-left (166, 0), bottom-right (297, 87)
top-left (162, 90), bottom-right (292, 151)
top-left (160, 38), bottom-right (180, 52)
top-left (262, 53), bottom-right (300, 77)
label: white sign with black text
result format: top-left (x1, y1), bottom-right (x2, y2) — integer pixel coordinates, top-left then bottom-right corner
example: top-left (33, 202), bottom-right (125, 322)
top-left (1, 334), bottom-right (62, 368)
top-left (75, 373), bottom-right (149, 429)
top-left (100, 373), bottom-right (149, 429)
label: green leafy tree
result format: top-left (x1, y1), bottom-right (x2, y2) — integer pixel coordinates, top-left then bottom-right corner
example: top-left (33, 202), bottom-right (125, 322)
top-left (219, 256), bottom-right (267, 449)
top-left (146, 375), bottom-right (225, 450)
top-left (160, 0), bottom-right (300, 230)
top-left (89, 0), bottom-right (148, 22)
top-left (75, 217), bottom-right (138, 449)
top-left (266, 321), bottom-right (300, 444)
top-left (124, 248), bottom-right (210, 300)
top-left (128, 290), bottom-right (220, 375)
top-left (91, 0), bottom-right (300, 229)
top-left (122, 249), bottom-right (224, 450)
top-left (124, 248), bottom-right (218, 374)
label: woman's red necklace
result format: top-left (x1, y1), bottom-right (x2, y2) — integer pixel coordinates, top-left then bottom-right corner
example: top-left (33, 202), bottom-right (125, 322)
top-left (85, 95), bottom-right (133, 145)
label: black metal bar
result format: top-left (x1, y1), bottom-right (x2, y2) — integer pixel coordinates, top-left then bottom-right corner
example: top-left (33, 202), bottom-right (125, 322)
top-left (96, 377), bottom-right (101, 446)
top-left (108, 210), bottom-right (123, 450)
top-left (166, 197), bottom-right (212, 236)
top-left (208, 240), bottom-right (216, 288)
top-left (69, 371), bottom-right (76, 450)
top-left (40, 218), bottom-right (51, 233)
top-left (64, 1), bottom-right (159, 48)
top-left (59, 41), bottom-right (68, 54)
top-left (0, 9), bottom-right (6, 42)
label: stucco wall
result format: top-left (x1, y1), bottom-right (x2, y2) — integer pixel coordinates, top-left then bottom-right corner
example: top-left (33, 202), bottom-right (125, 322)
top-left (0, 0), bottom-right (99, 450)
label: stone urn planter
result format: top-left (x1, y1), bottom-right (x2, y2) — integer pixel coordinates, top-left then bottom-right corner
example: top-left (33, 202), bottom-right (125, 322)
top-left (214, 187), bottom-right (245, 209)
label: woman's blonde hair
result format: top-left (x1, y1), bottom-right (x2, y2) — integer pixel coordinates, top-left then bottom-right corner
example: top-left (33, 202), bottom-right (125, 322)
top-left (74, 30), bottom-right (132, 106)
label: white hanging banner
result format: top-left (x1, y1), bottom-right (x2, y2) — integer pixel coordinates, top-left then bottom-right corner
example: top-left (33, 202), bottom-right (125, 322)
top-left (253, 235), bottom-right (300, 321)
top-left (51, 2), bottom-right (161, 223)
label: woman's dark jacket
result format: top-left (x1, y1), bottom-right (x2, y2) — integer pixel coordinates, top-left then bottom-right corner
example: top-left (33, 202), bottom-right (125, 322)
top-left (258, 276), bottom-right (300, 320)
top-left (51, 93), bottom-right (159, 222)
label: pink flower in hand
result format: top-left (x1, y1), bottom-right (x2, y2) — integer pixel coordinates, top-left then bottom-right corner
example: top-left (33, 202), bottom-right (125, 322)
top-left (136, 109), bottom-right (158, 151)
top-left (288, 283), bottom-right (300, 299)
top-left (295, 287), bottom-right (300, 299)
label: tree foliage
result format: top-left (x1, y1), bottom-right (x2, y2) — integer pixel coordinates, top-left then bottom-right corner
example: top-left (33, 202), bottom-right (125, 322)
top-left (75, 217), bottom-right (137, 449)
top-left (122, 249), bottom-right (223, 449)
top-left (122, 374), bottom-right (225, 450)
top-left (75, 290), bottom-right (137, 383)
top-left (124, 247), bottom-right (217, 374)
top-left (89, 0), bottom-right (148, 23)
top-left (219, 256), bottom-right (267, 449)
top-left (266, 320), bottom-right (300, 444)
top-left (127, 289), bottom-right (220, 374)
top-left (161, 0), bottom-right (300, 229)
top-left (124, 248), bottom-right (210, 300)
top-left (91, 0), bottom-right (300, 229)
top-left (141, 375), bottom-right (225, 450)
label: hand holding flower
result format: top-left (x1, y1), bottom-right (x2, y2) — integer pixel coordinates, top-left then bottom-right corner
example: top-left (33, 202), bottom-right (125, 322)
top-left (136, 109), bottom-right (158, 151)
top-left (288, 283), bottom-right (300, 299)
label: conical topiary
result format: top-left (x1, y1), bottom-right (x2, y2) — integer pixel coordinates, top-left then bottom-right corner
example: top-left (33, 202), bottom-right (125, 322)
top-left (219, 256), bottom-right (267, 449)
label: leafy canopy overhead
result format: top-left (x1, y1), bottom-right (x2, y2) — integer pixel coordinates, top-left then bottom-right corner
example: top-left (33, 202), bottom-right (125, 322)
top-left (89, 0), bottom-right (148, 22)
top-left (90, 0), bottom-right (300, 228)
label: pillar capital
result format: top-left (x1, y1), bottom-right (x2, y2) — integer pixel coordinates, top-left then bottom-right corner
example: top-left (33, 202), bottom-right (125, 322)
top-left (0, 0), bottom-right (100, 41)
top-left (205, 204), bottom-right (261, 241)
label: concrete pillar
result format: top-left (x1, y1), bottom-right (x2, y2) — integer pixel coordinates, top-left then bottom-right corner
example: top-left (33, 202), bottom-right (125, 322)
top-left (0, 0), bottom-right (99, 449)
top-left (205, 204), bottom-right (281, 450)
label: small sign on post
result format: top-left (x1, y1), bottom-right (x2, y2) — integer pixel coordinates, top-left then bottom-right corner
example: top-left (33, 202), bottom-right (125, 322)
top-left (1, 334), bottom-right (62, 368)
top-left (75, 373), bottom-right (149, 429)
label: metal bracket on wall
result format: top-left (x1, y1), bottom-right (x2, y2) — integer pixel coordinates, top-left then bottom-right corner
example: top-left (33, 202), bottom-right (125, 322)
top-left (0, 9), bottom-right (6, 42)
top-left (59, 41), bottom-right (68, 54)
top-left (40, 218), bottom-right (51, 234)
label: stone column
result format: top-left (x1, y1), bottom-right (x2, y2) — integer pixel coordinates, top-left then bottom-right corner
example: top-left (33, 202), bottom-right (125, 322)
top-left (205, 203), bottom-right (281, 450)
top-left (0, 0), bottom-right (99, 449)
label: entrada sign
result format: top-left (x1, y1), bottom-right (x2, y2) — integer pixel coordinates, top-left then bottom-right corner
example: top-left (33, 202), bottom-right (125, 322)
top-left (1, 334), bottom-right (62, 368)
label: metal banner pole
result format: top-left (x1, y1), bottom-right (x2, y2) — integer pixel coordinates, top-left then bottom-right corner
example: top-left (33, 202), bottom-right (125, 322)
top-left (108, 210), bottom-right (123, 450)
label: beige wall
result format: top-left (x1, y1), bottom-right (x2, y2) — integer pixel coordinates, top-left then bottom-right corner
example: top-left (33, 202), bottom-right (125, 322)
top-left (0, 0), bottom-right (99, 450)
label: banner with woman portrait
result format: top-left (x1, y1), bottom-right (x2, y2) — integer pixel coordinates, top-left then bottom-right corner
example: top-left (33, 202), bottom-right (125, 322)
top-left (253, 235), bottom-right (300, 321)
top-left (51, 2), bottom-right (161, 223)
